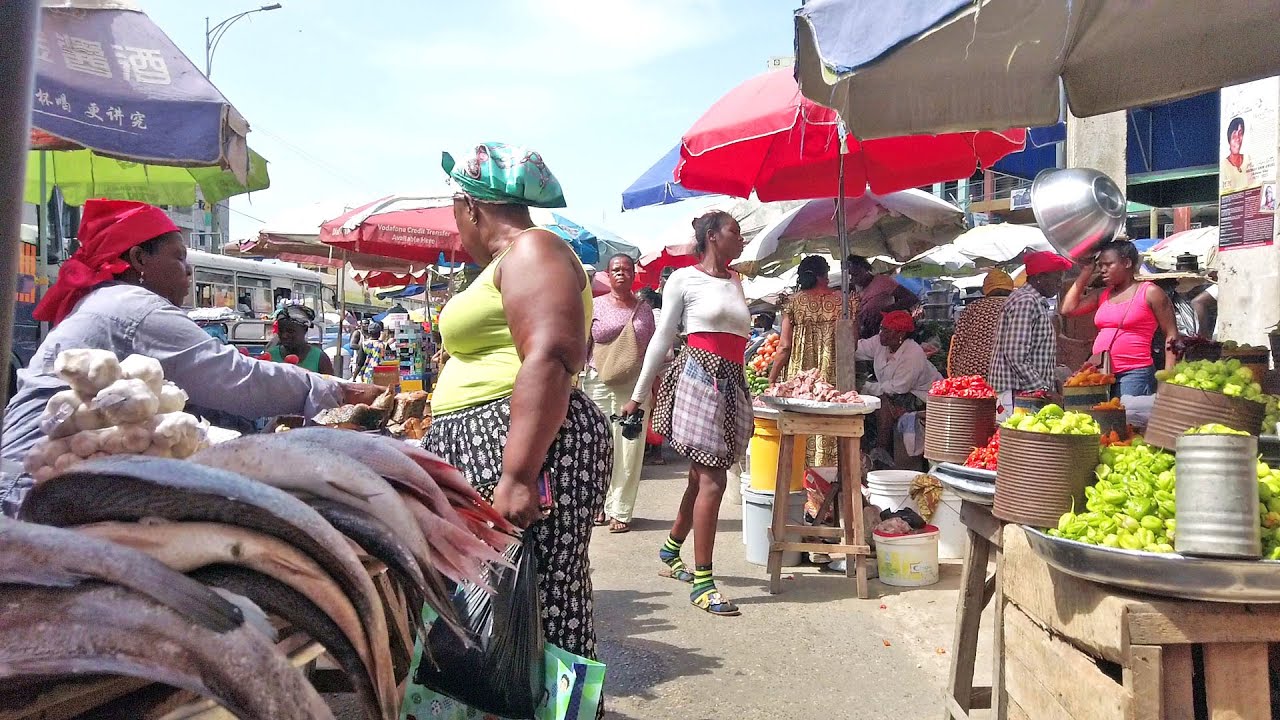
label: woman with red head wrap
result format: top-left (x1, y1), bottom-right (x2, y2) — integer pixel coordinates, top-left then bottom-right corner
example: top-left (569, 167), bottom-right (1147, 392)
top-left (855, 309), bottom-right (941, 466)
top-left (3, 200), bottom-right (382, 500)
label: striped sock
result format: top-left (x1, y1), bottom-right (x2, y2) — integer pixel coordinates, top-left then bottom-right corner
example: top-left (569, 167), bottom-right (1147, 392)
top-left (659, 535), bottom-right (686, 573)
top-left (691, 564), bottom-right (717, 601)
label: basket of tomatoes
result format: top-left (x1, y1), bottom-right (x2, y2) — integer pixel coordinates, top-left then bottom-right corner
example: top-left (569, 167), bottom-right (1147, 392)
top-left (924, 376), bottom-right (998, 464)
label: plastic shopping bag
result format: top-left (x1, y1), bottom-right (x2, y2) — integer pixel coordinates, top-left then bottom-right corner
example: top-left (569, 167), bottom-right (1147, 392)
top-left (410, 533), bottom-right (544, 718)
top-left (401, 641), bottom-right (605, 720)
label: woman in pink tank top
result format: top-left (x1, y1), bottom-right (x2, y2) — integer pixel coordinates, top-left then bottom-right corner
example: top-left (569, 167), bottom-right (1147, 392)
top-left (1061, 240), bottom-right (1180, 396)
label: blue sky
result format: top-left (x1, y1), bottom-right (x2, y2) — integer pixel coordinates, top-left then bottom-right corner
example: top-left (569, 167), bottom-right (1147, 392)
top-left (139, 0), bottom-right (798, 247)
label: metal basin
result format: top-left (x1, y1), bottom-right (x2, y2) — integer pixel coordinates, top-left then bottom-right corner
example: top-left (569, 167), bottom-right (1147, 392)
top-left (1031, 168), bottom-right (1126, 259)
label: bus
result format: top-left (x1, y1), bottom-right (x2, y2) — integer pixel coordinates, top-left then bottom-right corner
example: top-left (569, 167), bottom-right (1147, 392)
top-left (186, 250), bottom-right (331, 317)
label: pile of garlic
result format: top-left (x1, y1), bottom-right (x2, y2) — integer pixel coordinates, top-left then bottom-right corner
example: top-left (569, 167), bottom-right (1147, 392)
top-left (24, 349), bottom-right (209, 481)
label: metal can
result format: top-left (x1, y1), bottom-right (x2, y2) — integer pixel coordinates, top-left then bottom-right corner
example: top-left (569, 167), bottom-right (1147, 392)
top-left (1175, 434), bottom-right (1261, 559)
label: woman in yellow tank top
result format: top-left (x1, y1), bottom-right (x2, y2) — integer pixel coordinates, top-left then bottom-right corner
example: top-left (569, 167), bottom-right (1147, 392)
top-left (409, 144), bottom-right (609, 680)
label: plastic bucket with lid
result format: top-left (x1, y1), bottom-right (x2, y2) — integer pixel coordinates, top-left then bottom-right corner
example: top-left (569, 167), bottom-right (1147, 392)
top-left (742, 488), bottom-right (805, 566)
top-left (747, 415), bottom-right (807, 492)
top-left (875, 525), bottom-right (940, 586)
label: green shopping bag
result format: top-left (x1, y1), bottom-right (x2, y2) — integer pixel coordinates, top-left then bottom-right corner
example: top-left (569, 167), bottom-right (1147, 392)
top-left (400, 608), bottom-right (605, 720)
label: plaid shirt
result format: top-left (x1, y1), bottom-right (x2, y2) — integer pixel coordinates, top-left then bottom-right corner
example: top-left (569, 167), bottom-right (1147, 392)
top-left (989, 284), bottom-right (1056, 392)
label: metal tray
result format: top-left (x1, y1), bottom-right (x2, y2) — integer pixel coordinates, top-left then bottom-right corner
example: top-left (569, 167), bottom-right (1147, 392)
top-left (934, 462), bottom-right (996, 485)
top-left (1023, 527), bottom-right (1280, 603)
top-left (933, 469), bottom-right (995, 506)
top-left (759, 395), bottom-right (881, 416)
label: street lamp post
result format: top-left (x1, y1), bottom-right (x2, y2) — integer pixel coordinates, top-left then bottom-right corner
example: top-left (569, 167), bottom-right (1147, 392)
top-left (203, 4), bottom-right (280, 251)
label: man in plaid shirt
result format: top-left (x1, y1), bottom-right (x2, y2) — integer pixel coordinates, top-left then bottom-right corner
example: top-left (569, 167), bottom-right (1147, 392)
top-left (990, 251), bottom-right (1073, 418)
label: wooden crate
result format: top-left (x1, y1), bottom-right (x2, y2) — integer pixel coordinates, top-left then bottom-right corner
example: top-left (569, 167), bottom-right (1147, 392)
top-left (1000, 526), bottom-right (1280, 720)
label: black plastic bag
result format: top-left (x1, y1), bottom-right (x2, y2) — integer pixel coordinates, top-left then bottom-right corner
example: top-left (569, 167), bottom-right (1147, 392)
top-left (413, 532), bottom-right (545, 719)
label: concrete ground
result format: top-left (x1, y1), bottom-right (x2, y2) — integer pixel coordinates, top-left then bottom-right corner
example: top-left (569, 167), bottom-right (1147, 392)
top-left (330, 457), bottom-right (995, 719)
top-left (591, 458), bottom-right (995, 720)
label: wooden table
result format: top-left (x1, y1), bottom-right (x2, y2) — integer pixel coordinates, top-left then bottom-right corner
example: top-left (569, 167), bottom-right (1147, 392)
top-left (942, 499), bottom-right (1006, 720)
top-left (1001, 525), bottom-right (1280, 720)
top-left (766, 410), bottom-right (871, 599)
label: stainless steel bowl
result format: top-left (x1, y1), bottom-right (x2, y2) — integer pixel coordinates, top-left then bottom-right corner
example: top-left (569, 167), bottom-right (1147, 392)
top-left (1030, 168), bottom-right (1127, 259)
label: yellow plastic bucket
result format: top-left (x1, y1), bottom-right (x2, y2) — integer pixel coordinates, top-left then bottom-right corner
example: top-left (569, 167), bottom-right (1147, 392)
top-left (748, 416), bottom-right (807, 493)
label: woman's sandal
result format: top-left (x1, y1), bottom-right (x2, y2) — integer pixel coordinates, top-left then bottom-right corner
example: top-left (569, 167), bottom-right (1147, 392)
top-left (658, 565), bottom-right (694, 583)
top-left (691, 589), bottom-right (741, 617)
top-left (593, 513), bottom-right (610, 527)
top-left (609, 519), bottom-right (630, 534)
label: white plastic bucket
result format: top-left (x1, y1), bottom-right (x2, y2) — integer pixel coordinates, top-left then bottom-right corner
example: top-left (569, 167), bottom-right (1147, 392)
top-left (875, 525), bottom-right (940, 587)
top-left (867, 470), bottom-right (965, 560)
top-left (742, 489), bottom-right (805, 567)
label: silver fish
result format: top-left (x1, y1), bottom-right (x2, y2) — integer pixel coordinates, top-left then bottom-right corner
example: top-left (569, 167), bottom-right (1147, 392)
top-left (20, 456), bottom-right (397, 720)
top-left (0, 583), bottom-right (335, 720)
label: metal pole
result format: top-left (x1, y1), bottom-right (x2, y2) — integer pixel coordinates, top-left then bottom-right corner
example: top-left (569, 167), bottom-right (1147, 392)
top-left (0, 0), bottom-right (40, 413)
top-left (837, 151), bottom-right (851, 319)
top-left (335, 265), bottom-right (346, 377)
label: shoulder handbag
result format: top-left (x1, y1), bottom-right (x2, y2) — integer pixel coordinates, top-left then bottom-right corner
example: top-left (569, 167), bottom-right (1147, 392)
top-left (594, 302), bottom-right (644, 390)
top-left (1087, 283), bottom-right (1145, 374)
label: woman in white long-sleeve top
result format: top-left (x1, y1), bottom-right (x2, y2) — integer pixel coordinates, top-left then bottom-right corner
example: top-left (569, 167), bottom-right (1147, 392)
top-left (621, 210), bottom-right (751, 617)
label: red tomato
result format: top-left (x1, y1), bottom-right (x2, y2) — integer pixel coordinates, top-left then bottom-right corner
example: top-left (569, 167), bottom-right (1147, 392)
top-left (284, 354), bottom-right (300, 365)
top-left (257, 352), bottom-right (272, 361)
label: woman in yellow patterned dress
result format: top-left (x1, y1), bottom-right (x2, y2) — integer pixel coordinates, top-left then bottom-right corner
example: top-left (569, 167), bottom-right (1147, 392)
top-left (767, 255), bottom-right (847, 466)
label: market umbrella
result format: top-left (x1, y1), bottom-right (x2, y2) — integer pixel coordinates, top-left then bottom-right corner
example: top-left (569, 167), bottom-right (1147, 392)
top-left (675, 69), bottom-right (1027, 201)
top-left (732, 189), bottom-right (964, 277)
top-left (529, 209), bottom-right (641, 264)
top-left (793, 0), bottom-right (1280, 139)
top-left (621, 144), bottom-right (713, 210)
top-left (31, 0), bottom-right (251, 179)
top-left (1147, 226), bottom-right (1220, 271)
top-left (23, 147), bottom-right (269, 207)
top-left (951, 223), bottom-right (1053, 264)
top-left (319, 195), bottom-right (470, 265)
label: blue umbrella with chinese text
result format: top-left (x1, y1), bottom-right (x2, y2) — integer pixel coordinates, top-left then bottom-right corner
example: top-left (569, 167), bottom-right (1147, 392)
top-left (29, 1), bottom-right (250, 179)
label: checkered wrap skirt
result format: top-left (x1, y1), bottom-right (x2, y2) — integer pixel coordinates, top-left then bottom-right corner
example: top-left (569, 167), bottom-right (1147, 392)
top-left (652, 346), bottom-right (752, 469)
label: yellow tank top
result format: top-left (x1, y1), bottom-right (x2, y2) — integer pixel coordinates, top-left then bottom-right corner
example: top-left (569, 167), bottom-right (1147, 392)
top-left (432, 246), bottom-right (593, 415)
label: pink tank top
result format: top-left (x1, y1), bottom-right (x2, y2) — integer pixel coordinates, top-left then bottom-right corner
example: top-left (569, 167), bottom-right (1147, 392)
top-left (1092, 282), bottom-right (1158, 373)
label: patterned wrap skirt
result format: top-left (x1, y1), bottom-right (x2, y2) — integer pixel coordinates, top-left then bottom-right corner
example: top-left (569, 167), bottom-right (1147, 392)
top-left (652, 346), bottom-right (753, 469)
top-left (422, 389), bottom-right (611, 660)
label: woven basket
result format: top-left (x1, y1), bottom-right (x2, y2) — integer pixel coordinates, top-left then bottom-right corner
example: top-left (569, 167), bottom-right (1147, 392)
top-left (994, 427), bottom-right (1100, 528)
top-left (923, 395), bottom-right (997, 464)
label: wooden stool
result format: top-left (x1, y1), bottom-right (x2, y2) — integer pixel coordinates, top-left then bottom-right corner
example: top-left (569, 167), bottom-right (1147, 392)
top-left (766, 410), bottom-right (871, 599)
top-left (942, 500), bottom-right (1007, 720)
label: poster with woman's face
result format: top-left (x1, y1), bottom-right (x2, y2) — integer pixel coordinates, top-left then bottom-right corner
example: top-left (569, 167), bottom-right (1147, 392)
top-left (1220, 77), bottom-right (1278, 195)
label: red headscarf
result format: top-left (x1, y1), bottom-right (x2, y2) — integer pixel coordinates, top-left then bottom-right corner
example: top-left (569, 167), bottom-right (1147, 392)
top-left (881, 310), bottom-right (915, 333)
top-left (1024, 250), bottom-right (1073, 277)
top-left (34, 199), bottom-right (179, 325)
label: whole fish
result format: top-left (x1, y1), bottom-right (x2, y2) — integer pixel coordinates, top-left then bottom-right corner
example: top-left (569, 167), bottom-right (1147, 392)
top-left (309, 499), bottom-right (460, 638)
top-left (190, 565), bottom-right (383, 720)
top-left (76, 520), bottom-right (381, 716)
top-left (0, 583), bottom-right (334, 720)
top-left (20, 456), bottom-right (397, 720)
top-left (190, 436), bottom-right (438, 582)
top-left (0, 518), bottom-right (242, 633)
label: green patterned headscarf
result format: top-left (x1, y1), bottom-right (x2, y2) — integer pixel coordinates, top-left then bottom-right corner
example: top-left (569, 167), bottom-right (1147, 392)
top-left (442, 143), bottom-right (567, 208)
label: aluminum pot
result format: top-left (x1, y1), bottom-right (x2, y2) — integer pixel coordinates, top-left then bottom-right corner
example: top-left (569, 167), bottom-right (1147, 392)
top-left (1175, 433), bottom-right (1261, 559)
top-left (1030, 168), bottom-right (1127, 259)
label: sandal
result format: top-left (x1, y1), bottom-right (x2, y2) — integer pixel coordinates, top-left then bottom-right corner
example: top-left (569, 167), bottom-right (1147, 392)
top-left (691, 589), bottom-right (741, 616)
top-left (609, 519), bottom-right (631, 534)
top-left (658, 565), bottom-right (694, 583)
top-left (593, 513), bottom-right (610, 527)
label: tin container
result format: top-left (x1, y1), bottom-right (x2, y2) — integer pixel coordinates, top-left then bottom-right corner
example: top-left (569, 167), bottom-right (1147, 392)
top-left (1087, 408), bottom-right (1127, 437)
top-left (1145, 382), bottom-right (1266, 450)
top-left (923, 395), bottom-right (997, 464)
top-left (1174, 434), bottom-right (1261, 559)
top-left (995, 426), bottom-right (1100, 528)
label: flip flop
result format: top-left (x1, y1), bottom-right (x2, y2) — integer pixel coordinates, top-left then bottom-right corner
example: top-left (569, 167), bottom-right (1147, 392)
top-left (593, 514), bottom-right (610, 527)
top-left (609, 520), bottom-right (630, 534)
top-left (691, 590), bottom-right (741, 617)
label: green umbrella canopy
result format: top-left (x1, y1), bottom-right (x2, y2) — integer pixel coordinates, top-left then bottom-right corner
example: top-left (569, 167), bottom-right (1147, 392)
top-left (24, 148), bottom-right (270, 207)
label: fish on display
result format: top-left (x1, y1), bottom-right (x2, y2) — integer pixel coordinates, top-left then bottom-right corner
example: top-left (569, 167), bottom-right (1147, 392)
top-left (0, 582), bottom-right (334, 720)
top-left (19, 456), bottom-right (398, 720)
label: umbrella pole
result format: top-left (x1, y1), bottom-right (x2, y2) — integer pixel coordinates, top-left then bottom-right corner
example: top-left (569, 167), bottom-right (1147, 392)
top-left (834, 144), bottom-right (859, 393)
top-left (837, 152), bottom-right (851, 319)
top-left (336, 265), bottom-right (346, 377)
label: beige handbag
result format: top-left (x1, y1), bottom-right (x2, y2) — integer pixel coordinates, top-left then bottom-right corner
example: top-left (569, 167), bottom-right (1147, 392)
top-left (594, 303), bottom-right (644, 390)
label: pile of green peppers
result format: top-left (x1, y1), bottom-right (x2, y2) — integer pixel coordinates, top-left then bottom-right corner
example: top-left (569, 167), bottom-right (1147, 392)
top-left (1047, 439), bottom-right (1177, 553)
